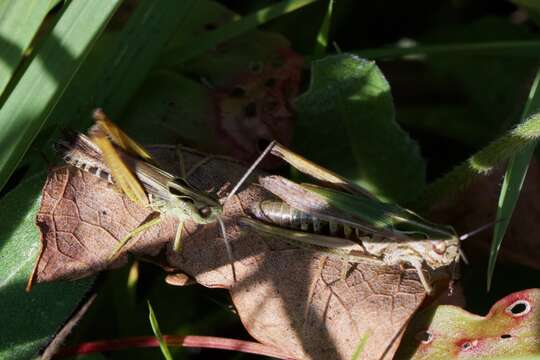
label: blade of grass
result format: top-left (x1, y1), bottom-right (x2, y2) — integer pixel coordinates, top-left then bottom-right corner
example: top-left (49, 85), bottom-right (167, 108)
top-left (161, 0), bottom-right (319, 66)
top-left (0, 0), bottom-right (122, 193)
top-left (350, 41), bottom-right (540, 60)
top-left (487, 69), bottom-right (540, 291)
top-left (48, 0), bottom-right (197, 132)
top-left (0, 0), bottom-right (51, 95)
top-left (148, 301), bottom-right (174, 360)
top-left (313, 0), bottom-right (333, 57)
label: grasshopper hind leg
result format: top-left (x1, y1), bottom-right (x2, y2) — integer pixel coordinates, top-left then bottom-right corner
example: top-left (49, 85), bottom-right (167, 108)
top-left (175, 144), bottom-right (214, 179)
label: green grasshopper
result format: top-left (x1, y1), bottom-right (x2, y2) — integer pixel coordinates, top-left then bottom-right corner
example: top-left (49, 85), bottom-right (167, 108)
top-left (237, 141), bottom-right (463, 294)
top-left (56, 109), bottom-right (241, 276)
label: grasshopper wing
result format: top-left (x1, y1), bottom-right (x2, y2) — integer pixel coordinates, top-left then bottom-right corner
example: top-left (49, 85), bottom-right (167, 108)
top-left (259, 176), bottom-right (456, 241)
top-left (270, 142), bottom-right (375, 198)
top-left (92, 108), bottom-right (153, 161)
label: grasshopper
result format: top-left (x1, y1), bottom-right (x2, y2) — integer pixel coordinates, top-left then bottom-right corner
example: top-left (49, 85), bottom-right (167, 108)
top-left (56, 109), bottom-right (245, 277)
top-left (238, 141), bottom-right (463, 294)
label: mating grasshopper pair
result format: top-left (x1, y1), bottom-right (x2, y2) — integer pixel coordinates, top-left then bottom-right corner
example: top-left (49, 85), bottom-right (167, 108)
top-left (58, 111), bottom-right (461, 293)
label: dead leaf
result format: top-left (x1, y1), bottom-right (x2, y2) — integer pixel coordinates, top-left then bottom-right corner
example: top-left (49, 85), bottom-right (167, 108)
top-left (397, 288), bottom-right (540, 359)
top-left (429, 159), bottom-right (540, 271)
top-left (33, 145), bottom-right (429, 360)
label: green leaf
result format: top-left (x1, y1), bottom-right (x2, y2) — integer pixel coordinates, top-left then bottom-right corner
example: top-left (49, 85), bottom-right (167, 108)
top-left (47, 0), bottom-right (197, 133)
top-left (148, 301), bottom-right (174, 360)
top-left (0, 0), bottom-right (51, 95)
top-left (294, 54), bottom-right (426, 203)
top-left (396, 18), bottom-right (537, 147)
top-left (0, 174), bottom-right (94, 359)
top-left (24, 0), bottom-right (198, 179)
top-left (0, 0), bottom-right (122, 193)
top-left (488, 70), bottom-right (540, 290)
top-left (313, 0), bottom-right (334, 56)
top-left (161, 0), bottom-right (319, 66)
top-left (123, 71), bottom-right (213, 145)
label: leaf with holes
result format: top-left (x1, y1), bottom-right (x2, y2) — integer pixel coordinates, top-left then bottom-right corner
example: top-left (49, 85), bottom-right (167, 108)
top-left (33, 144), bottom-right (428, 360)
top-left (397, 289), bottom-right (540, 359)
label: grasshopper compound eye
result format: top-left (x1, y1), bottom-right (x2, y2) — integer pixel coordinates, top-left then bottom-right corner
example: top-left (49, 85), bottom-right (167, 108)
top-left (199, 206), bottom-right (213, 219)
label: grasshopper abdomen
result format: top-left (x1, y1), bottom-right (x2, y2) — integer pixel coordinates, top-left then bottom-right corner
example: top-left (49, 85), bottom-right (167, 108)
top-left (252, 200), bottom-right (364, 240)
top-left (54, 139), bottom-right (114, 183)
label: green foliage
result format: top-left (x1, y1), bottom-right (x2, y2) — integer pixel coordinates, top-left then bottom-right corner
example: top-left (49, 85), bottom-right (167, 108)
top-left (295, 54), bottom-right (426, 202)
top-left (161, 0), bottom-right (319, 65)
top-left (313, 0), bottom-right (334, 56)
top-left (0, 0), bottom-right (51, 94)
top-left (0, 0), bottom-right (122, 193)
top-left (148, 301), bottom-right (174, 360)
top-left (488, 71), bottom-right (540, 291)
top-left (0, 174), bottom-right (94, 359)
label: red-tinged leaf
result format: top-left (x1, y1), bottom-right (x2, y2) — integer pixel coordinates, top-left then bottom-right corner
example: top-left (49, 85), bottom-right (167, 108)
top-left (397, 289), bottom-right (540, 359)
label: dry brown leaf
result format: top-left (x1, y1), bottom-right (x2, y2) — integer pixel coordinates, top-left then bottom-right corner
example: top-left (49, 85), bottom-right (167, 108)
top-left (33, 145), bottom-right (429, 360)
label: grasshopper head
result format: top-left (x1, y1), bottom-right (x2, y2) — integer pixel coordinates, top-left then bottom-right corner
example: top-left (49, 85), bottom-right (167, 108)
top-left (423, 236), bottom-right (461, 270)
top-left (192, 198), bottom-right (223, 224)
top-left (167, 179), bottom-right (223, 225)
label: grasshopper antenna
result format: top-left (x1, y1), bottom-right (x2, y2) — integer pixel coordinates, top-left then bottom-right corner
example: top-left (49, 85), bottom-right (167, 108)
top-left (458, 219), bottom-right (504, 241)
top-left (217, 141), bottom-right (276, 283)
top-left (217, 216), bottom-right (237, 282)
top-left (456, 219), bottom-right (504, 266)
top-left (225, 140), bottom-right (276, 203)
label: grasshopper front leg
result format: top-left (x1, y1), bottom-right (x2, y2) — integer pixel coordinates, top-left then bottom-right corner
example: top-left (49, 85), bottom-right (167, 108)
top-left (108, 217), bottom-right (162, 261)
top-left (173, 221), bottom-right (184, 252)
top-left (409, 260), bottom-right (432, 295)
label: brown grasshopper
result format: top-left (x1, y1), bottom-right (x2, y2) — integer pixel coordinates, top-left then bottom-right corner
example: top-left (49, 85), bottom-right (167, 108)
top-left (237, 141), bottom-right (463, 294)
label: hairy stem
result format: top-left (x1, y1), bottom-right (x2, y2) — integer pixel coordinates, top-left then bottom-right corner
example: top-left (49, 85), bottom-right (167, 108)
top-left (417, 112), bottom-right (540, 208)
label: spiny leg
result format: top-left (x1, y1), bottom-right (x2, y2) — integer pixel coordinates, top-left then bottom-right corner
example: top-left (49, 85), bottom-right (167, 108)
top-left (173, 221), bottom-right (184, 252)
top-left (108, 217), bottom-right (162, 261)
